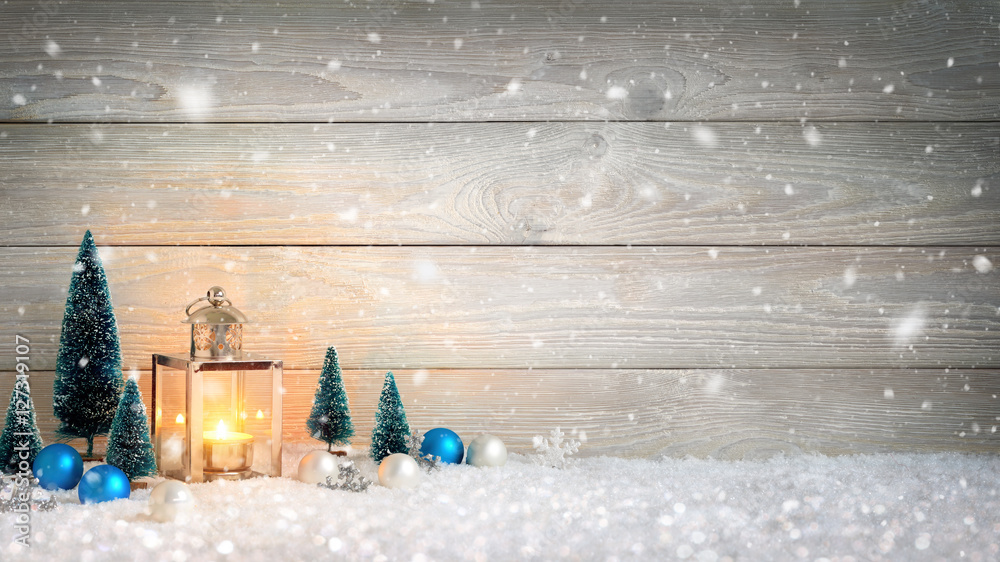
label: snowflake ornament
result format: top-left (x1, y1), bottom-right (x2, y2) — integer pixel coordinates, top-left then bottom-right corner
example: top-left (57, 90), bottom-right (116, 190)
top-left (532, 427), bottom-right (580, 468)
top-left (318, 461), bottom-right (372, 493)
top-left (407, 429), bottom-right (441, 472)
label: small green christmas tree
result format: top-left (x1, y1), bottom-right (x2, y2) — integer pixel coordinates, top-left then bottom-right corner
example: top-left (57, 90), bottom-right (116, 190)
top-left (53, 230), bottom-right (124, 458)
top-left (306, 347), bottom-right (355, 452)
top-left (0, 381), bottom-right (44, 474)
top-left (105, 377), bottom-right (157, 480)
top-left (370, 371), bottom-right (410, 463)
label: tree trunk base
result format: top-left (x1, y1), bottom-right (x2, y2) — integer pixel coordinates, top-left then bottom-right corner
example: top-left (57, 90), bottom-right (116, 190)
top-left (330, 450), bottom-right (347, 457)
top-left (130, 481), bottom-right (150, 491)
top-left (80, 455), bottom-right (104, 462)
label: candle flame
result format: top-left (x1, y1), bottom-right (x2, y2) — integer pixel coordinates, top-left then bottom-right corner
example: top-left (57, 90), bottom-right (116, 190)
top-left (256, 409), bottom-right (264, 419)
top-left (215, 419), bottom-right (228, 440)
top-left (176, 414), bottom-right (185, 424)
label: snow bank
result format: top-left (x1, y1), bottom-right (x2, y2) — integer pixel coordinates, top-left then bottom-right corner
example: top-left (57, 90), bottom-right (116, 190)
top-left (2, 447), bottom-right (997, 561)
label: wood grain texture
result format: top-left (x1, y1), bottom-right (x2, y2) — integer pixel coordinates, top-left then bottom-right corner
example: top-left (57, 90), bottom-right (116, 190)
top-left (1, 246), bottom-right (996, 371)
top-left (1, 0), bottom-right (998, 122)
top-left (3, 369), bottom-right (997, 459)
top-left (1, 0), bottom-right (998, 461)
top-left (1, 123), bottom-right (997, 246)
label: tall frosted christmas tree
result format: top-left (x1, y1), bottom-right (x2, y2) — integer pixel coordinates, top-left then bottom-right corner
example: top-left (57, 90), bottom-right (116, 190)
top-left (106, 377), bottom-right (157, 480)
top-left (306, 347), bottom-right (355, 452)
top-left (0, 382), bottom-right (44, 474)
top-left (370, 371), bottom-right (410, 463)
top-left (53, 230), bottom-right (124, 458)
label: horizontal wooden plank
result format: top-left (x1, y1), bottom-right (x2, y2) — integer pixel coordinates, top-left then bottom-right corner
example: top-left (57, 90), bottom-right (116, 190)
top-left (1, 246), bottom-right (997, 370)
top-left (3, 369), bottom-right (997, 459)
top-left (1, 123), bottom-right (998, 246)
top-left (1, 1), bottom-right (998, 122)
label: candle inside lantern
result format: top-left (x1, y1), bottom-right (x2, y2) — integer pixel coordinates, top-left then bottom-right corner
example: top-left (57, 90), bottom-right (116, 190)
top-left (202, 420), bottom-right (254, 475)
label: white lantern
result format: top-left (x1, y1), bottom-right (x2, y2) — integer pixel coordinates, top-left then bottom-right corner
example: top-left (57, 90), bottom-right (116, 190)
top-left (151, 287), bottom-right (282, 482)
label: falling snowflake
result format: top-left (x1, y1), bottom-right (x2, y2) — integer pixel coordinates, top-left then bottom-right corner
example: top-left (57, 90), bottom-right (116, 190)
top-left (972, 255), bottom-right (993, 274)
top-left (691, 124), bottom-right (717, 147)
top-left (532, 427), bottom-right (580, 468)
top-left (44, 40), bottom-right (61, 57)
top-left (605, 86), bottom-right (628, 100)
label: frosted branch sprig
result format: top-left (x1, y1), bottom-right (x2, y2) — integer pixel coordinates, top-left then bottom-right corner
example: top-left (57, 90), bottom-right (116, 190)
top-left (318, 461), bottom-right (371, 493)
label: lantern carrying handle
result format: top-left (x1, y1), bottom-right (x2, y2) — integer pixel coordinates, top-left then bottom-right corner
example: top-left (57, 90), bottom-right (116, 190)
top-left (185, 296), bottom-right (213, 317)
top-left (185, 286), bottom-right (232, 317)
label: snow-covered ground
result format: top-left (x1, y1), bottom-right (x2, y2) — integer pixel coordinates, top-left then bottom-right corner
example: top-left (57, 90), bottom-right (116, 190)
top-left (1, 445), bottom-right (997, 561)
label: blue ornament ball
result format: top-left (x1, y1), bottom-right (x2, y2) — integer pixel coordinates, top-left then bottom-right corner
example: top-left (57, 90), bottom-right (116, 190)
top-left (78, 465), bottom-right (131, 504)
top-left (420, 428), bottom-right (464, 464)
top-left (32, 443), bottom-right (84, 491)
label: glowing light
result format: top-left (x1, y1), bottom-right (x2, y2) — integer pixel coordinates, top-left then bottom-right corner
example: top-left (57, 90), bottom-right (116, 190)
top-left (256, 410), bottom-right (264, 419)
top-left (176, 413), bottom-right (185, 424)
top-left (215, 420), bottom-right (228, 440)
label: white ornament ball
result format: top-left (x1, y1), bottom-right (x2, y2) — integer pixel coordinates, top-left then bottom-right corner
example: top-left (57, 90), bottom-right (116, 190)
top-left (147, 480), bottom-right (194, 523)
top-left (298, 450), bottom-right (339, 485)
top-left (377, 453), bottom-right (421, 489)
top-left (466, 434), bottom-right (508, 467)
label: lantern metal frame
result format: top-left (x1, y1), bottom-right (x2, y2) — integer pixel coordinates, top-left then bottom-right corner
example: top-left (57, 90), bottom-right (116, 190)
top-left (151, 353), bottom-right (283, 483)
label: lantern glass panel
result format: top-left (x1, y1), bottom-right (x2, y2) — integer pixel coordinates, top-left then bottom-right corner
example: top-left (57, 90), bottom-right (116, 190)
top-left (153, 354), bottom-right (282, 483)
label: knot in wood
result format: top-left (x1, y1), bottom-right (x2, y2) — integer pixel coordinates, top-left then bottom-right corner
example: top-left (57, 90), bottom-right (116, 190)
top-left (626, 77), bottom-right (666, 120)
top-left (584, 133), bottom-right (608, 159)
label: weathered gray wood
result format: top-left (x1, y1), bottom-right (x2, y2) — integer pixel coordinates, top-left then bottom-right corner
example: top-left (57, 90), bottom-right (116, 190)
top-left (1, 0), bottom-right (998, 463)
top-left (4, 369), bottom-right (997, 459)
top-left (1, 0), bottom-right (997, 122)
top-left (1, 246), bottom-right (996, 371)
top-left (1, 123), bottom-right (997, 246)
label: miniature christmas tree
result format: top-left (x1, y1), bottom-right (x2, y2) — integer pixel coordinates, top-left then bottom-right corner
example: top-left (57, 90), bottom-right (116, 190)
top-left (306, 347), bottom-right (355, 452)
top-left (0, 381), bottom-right (44, 474)
top-left (105, 377), bottom-right (157, 480)
top-left (370, 371), bottom-right (410, 463)
top-left (53, 230), bottom-right (124, 458)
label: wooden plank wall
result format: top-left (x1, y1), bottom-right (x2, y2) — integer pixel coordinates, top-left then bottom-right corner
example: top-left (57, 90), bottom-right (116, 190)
top-left (0, 0), bottom-right (998, 459)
